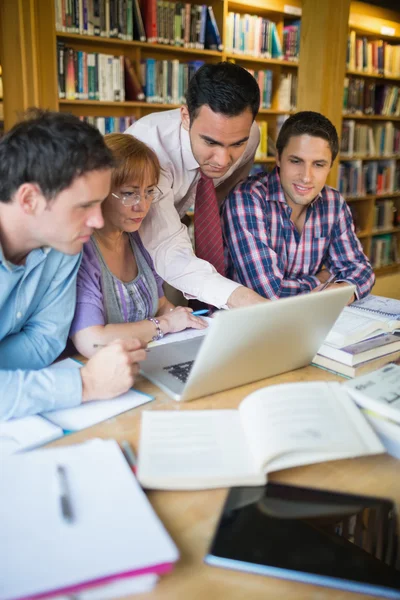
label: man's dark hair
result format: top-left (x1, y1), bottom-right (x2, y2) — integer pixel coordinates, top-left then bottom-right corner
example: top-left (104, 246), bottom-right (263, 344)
top-left (276, 111), bottom-right (339, 164)
top-left (0, 109), bottom-right (114, 203)
top-left (185, 62), bottom-right (260, 123)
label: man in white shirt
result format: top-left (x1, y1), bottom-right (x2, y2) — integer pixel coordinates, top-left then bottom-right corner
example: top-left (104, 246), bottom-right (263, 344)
top-left (126, 62), bottom-right (265, 309)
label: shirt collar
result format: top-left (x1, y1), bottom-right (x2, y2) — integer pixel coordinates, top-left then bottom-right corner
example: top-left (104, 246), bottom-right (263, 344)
top-left (268, 166), bottom-right (323, 207)
top-left (0, 240), bottom-right (50, 271)
top-left (181, 125), bottom-right (199, 171)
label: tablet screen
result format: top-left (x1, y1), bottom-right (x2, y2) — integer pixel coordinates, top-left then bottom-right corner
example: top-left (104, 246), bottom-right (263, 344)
top-left (205, 483), bottom-right (400, 597)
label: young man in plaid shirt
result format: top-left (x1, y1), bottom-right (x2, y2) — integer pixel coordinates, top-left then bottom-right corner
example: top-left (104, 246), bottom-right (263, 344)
top-left (222, 111), bottom-right (374, 302)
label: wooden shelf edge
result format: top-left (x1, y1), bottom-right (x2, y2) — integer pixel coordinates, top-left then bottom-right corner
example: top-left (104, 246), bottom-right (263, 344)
top-left (340, 155), bottom-right (400, 161)
top-left (345, 192), bottom-right (400, 200)
top-left (225, 52), bottom-right (298, 67)
top-left (346, 69), bottom-right (400, 82)
top-left (374, 264), bottom-right (400, 276)
top-left (342, 113), bottom-right (400, 121)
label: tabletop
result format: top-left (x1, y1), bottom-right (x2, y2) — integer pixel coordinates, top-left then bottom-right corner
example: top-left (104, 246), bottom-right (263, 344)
top-left (50, 364), bottom-right (400, 600)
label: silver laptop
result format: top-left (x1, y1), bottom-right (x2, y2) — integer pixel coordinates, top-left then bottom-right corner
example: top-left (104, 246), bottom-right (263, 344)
top-left (141, 286), bottom-right (354, 402)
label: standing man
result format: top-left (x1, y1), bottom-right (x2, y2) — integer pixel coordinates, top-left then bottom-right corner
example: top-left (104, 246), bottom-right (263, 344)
top-left (0, 110), bottom-right (146, 420)
top-left (126, 62), bottom-right (265, 309)
top-left (222, 111), bottom-right (375, 301)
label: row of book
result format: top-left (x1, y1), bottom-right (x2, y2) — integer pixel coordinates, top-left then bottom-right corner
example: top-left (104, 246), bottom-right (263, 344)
top-left (371, 234), bottom-right (399, 269)
top-left (141, 58), bottom-right (203, 104)
top-left (79, 115), bottom-right (136, 134)
top-left (225, 14), bottom-right (300, 61)
top-left (338, 159), bottom-right (400, 196)
top-left (373, 199), bottom-right (398, 231)
top-left (58, 44), bottom-right (125, 101)
top-left (55, 0), bottom-right (223, 50)
top-left (343, 78), bottom-right (400, 116)
top-left (347, 31), bottom-right (400, 77)
top-left (341, 120), bottom-right (400, 156)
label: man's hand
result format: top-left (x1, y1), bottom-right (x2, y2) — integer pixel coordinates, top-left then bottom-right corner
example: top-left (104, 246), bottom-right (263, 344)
top-left (312, 281), bottom-right (356, 305)
top-left (227, 286), bottom-right (268, 309)
top-left (80, 339), bottom-right (147, 402)
top-left (315, 269), bottom-right (332, 284)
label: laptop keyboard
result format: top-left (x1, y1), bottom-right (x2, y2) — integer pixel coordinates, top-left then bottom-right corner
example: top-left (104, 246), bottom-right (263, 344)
top-left (163, 361), bottom-right (194, 384)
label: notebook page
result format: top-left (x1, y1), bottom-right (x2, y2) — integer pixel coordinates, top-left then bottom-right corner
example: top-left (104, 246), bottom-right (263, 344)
top-left (0, 416), bottom-right (63, 456)
top-left (0, 440), bottom-right (178, 600)
top-left (351, 295), bottom-right (400, 320)
top-left (137, 410), bottom-right (265, 489)
top-left (238, 382), bottom-right (384, 474)
top-left (43, 359), bottom-right (153, 431)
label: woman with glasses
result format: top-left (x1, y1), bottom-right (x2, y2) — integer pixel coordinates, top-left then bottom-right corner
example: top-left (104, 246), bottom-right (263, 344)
top-left (70, 133), bottom-right (207, 358)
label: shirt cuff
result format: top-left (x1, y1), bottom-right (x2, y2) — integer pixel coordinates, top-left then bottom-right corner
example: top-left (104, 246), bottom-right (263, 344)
top-left (45, 367), bottom-right (83, 412)
top-left (183, 275), bottom-right (242, 308)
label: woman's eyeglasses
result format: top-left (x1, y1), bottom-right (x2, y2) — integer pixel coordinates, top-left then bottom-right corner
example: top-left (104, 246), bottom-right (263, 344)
top-left (111, 187), bottom-right (162, 206)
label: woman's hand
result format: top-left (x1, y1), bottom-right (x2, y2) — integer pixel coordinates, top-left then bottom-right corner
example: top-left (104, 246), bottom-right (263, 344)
top-left (158, 306), bottom-right (208, 335)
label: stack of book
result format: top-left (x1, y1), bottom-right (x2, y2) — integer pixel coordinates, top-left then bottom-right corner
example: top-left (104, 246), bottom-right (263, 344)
top-left (313, 295), bottom-right (400, 378)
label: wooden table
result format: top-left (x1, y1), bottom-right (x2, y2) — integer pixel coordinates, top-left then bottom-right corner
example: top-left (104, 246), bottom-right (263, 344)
top-left (51, 365), bottom-right (400, 600)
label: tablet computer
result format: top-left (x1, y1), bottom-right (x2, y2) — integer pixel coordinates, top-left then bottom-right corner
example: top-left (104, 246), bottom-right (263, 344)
top-left (205, 483), bottom-right (400, 598)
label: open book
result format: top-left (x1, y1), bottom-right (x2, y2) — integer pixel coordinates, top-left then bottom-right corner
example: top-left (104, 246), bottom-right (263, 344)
top-left (325, 302), bottom-right (400, 348)
top-left (0, 359), bottom-right (153, 456)
top-left (344, 363), bottom-right (400, 424)
top-left (136, 382), bottom-right (384, 490)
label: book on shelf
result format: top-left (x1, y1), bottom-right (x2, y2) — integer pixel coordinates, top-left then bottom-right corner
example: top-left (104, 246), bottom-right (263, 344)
top-left (124, 56), bottom-right (145, 101)
top-left (347, 31), bottom-right (400, 77)
top-left (0, 439), bottom-right (178, 600)
top-left (312, 349), bottom-right (400, 378)
top-left (136, 381), bottom-right (384, 490)
top-left (0, 358), bottom-right (153, 456)
top-left (325, 302), bottom-right (400, 349)
top-left (225, 14), bottom-right (289, 60)
top-left (80, 115), bottom-right (136, 134)
top-left (205, 6), bottom-right (223, 51)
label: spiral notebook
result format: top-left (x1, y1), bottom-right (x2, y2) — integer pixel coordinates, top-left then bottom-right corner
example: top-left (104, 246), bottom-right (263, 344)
top-left (350, 295), bottom-right (400, 320)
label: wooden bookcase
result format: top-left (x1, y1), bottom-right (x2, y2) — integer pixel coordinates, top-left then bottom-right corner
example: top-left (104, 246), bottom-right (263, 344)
top-left (1, 0), bottom-right (399, 286)
top-left (339, 2), bottom-right (400, 278)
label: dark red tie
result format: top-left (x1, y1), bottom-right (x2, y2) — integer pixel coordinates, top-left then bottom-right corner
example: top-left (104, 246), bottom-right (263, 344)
top-left (194, 173), bottom-right (225, 276)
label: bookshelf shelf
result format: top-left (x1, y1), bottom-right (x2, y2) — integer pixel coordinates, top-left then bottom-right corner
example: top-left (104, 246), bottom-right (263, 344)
top-left (346, 70), bottom-right (400, 82)
top-left (374, 263), bottom-right (400, 276)
top-left (59, 99), bottom-right (181, 109)
top-left (342, 114), bottom-right (400, 121)
top-left (224, 53), bottom-right (298, 67)
top-left (345, 193), bottom-right (400, 200)
top-left (340, 154), bottom-right (400, 160)
top-left (254, 157), bottom-right (276, 163)
top-left (372, 227), bottom-right (400, 236)
top-left (56, 32), bottom-right (224, 57)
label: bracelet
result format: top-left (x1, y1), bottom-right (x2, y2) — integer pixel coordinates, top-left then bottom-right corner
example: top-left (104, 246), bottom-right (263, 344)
top-left (147, 317), bottom-right (164, 341)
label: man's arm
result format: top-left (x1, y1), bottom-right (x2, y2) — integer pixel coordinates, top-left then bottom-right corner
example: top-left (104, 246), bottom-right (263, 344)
top-left (324, 201), bottom-right (375, 299)
top-left (0, 253), bottom-right (81, 370)
top-left (222, 184), bottom-right (321, 299)
top-left (139, 177), bottom-right (245, 307)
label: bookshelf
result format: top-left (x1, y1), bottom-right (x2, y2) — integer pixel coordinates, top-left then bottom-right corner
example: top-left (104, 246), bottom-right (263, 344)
top-left (1, 0), bottom-right (399, 288)
top-left (339, 2), bottom-right (400, 278)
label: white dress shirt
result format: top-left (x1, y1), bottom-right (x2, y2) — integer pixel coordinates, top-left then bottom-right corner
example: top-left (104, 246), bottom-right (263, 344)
top-left (125, 109), bottom-right (260, 308)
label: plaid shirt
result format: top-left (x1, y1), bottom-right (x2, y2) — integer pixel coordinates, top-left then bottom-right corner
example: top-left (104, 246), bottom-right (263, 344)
top-left (222, 167), bottom-right (374, 300)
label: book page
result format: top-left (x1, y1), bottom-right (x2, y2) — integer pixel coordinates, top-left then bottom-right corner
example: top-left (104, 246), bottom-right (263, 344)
top-left (137, 410), bottom-right (265, 490)
top-left (345, 364), bottom-right (400, 424)
top-left (238, 382), bottom-right (384, 474)
top-left (351, 295), bottom-right (400, 320)
top-left (324, 310), bottom-right (389, 347)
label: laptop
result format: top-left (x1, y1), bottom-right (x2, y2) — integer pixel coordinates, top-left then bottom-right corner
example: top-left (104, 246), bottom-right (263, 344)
top-left (141, 286), bottom-right (354, 402)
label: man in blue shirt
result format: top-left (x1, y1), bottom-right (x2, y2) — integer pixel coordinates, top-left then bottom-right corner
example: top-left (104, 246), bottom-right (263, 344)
top-left (0, 111), bottom-right (147, 420)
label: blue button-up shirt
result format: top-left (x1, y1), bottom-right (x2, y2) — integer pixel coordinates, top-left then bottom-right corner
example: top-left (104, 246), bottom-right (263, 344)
top-left (0, 243), bottom-right (82, 420)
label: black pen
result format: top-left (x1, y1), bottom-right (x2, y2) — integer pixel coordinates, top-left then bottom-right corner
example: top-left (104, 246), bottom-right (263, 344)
top-left (121, 440), bottom-right (137, 474)
top-left (57, 464), bottom-right (74, 524)
top-left (319, 273), bottom-right (337, 291)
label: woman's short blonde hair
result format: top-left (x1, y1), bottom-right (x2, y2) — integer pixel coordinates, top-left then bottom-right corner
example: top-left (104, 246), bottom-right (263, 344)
top-left (104, 133), bottom-right (161, 189)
